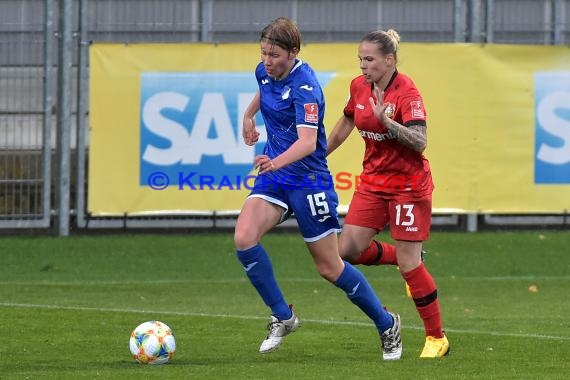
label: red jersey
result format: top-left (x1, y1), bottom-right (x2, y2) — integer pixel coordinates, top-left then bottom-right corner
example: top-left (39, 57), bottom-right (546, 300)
top-left (343, 71), bottom-right (434, 198)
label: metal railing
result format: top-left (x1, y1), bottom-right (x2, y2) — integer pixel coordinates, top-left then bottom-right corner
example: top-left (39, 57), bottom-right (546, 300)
top-left (0, 0), bottom-right (568, 234)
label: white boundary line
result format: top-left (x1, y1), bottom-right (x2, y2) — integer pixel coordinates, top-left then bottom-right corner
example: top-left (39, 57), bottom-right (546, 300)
top-left (0, 275), bottom-right (567, 286)
top-left (1, 302), bottom-right (568, 342)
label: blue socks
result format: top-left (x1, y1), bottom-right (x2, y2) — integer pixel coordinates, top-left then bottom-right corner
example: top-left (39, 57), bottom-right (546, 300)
top-left (237, 244), bottom-right (292, 321)
top-left (334, 261), bottom-right (393, 332)
top-left (237, 247), bottom-right (392, 332)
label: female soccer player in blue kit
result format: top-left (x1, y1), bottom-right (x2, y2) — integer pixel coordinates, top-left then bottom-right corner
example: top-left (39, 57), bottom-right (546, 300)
top-left (233, 17), bottom-right (402, 360)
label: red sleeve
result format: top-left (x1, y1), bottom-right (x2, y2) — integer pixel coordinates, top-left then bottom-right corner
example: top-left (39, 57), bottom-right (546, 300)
top-left (398, 91), bottom-right (427, 126)
top-left (343, 80), bottom-right (356, 118)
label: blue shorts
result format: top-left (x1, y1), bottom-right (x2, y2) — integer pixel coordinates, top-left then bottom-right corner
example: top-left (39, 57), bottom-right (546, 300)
top-left (248, 174), bottom-right (341, 242)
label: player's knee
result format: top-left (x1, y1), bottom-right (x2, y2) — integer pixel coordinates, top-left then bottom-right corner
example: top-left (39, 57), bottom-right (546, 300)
top-left (340, 249), bottom-right (360, 263)
top-left (318, 269), bottom-right (336, 283)
top-left (233, 228), bottom-right (258, 251)
top-left (397, 255), bottom-right (422, 273)
top-left (316, 261), bottom-right (343, 283)
top-left (339, 240), bottom-right (365, 263)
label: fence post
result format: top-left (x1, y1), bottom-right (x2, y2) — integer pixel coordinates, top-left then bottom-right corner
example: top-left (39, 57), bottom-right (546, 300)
top-left (55, 0), bottom-right (73, 236)
top-left (201, 0), bottom-right (213, 42)
top-left (454, 0), bottom-right (465, 42)
top-left (553, 0), bottom-right (565, 45)
top-left (42, 0), bottom-right (57, 228)
top-left (76, 0), bottom-right (89, 229)
top-left (485, 0), bottom-right (494, 43)
top-left (468, 0), bottom-right (481, 42)
top-left (467, 213), bottom-right (479, 232)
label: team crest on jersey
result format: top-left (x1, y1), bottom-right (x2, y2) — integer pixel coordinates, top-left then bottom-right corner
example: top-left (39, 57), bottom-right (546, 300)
top-left (410, 101), bottom-right (424, 118)
top-left (281, 86), bottom-right (291, 100)
top-left (384, 103), bottom-right (396, 119)
top-left (304, 103), bottom-right (318, 123)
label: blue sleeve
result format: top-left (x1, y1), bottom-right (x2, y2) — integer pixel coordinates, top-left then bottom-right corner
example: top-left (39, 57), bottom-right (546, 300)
top-left (293, 76), bottom-right (322, 129)
top-left (254, 62), bottom-right (265, 85)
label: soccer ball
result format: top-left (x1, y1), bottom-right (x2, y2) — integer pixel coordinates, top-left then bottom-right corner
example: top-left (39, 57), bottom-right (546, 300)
top-left (129, 321), bottom-right (176, 364)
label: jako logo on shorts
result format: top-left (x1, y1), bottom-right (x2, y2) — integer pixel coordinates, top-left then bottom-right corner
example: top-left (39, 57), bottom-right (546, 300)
top-left (140, 72), bottom-right (333, 186)
top-left (534, 72), bottom-right (570, 184)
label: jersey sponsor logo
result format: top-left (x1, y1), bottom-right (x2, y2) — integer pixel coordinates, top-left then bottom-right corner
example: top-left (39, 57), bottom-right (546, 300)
top-left (410, 100), bottom-right (424, 118)
top-left (359, 129), bottom-right (395, 142)
top-left (534, 72), bottom-right (570, 183)
top-left (304, 103), bottom-right (319, 123)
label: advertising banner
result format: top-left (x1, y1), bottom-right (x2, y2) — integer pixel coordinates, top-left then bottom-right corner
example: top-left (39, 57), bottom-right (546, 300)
top-left (89, 43), bottom-right (570, 214)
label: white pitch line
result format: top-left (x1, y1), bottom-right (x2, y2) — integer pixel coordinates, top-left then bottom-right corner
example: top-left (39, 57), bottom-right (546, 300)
top-left (0, 302), bottom-right (568, 342)
top-left (0, 275), bottom-right (567, 286)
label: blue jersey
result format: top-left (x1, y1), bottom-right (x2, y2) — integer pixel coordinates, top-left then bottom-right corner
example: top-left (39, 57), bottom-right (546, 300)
top-left (256, 60), bottom-right (331, 182)
top-left (250, 60), bottom-right (340, 241)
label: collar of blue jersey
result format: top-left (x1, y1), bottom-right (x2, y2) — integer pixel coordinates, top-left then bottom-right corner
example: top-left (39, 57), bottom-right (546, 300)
top-left (290, 59), bottom-right (303, 74)
top-left (271, 59), bottom-right (303, 81)
top-left (369, 69), bottom-right (399, 92)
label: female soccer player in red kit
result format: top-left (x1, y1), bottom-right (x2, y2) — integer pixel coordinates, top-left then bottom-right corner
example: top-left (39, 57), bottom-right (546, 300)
top-left (326, 29), bottom-right (450, 358)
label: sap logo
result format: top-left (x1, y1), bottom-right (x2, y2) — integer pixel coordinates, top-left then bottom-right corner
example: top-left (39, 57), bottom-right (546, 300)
top-left (139, 73), bottom-right (266, 185)
top-left (140, 72), bottom-right (334, 186)
top-left (534, 72), bottom-right (570, 184)
top-left (142, 92), bottom-right (258, 165)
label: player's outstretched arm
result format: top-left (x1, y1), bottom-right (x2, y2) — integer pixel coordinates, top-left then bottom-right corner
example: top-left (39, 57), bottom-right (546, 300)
top-left (326, 115), bottom-right (355, 157)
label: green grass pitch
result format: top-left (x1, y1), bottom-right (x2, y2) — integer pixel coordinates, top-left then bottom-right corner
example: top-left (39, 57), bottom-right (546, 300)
top-left (1, 231), bottom-right (568, 379)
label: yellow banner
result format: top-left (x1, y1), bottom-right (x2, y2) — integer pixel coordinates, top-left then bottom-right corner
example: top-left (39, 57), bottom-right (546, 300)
top-left (89, 43), bottom-right (570, 215)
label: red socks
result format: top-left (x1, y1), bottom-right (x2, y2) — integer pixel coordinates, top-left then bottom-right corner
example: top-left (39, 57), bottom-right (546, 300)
top-left (353, 243), bottom-right (444, 338)
top-left (352, 241), bottom-right (398, 265)
top-left (402, 263), bottom-right (444, 338)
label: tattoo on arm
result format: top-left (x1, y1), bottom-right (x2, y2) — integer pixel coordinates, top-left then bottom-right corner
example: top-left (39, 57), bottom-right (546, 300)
top-left (384, 120), bottom-right (427, 152)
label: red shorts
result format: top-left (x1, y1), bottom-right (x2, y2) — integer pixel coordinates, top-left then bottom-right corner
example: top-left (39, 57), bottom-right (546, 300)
top-left (344, 191), bottom-right (432, 241)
